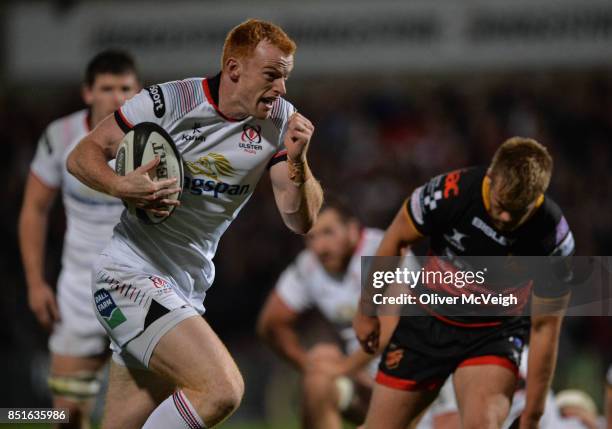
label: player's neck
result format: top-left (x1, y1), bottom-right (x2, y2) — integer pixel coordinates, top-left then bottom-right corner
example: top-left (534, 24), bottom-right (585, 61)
top-left (218, 74), bottom-right (249, 120)
top-left (89, 109), bottom-right (105, 130)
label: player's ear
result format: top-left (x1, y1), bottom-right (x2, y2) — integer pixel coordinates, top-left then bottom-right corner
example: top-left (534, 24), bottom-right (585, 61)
top-left (225, 57), bottom-right (241, 82)
top-left (81, 83), bottom-right (94, 106)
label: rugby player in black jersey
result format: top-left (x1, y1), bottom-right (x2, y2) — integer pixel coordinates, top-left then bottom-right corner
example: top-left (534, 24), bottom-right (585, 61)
top-left (353, 137), bottom-right (575, 429)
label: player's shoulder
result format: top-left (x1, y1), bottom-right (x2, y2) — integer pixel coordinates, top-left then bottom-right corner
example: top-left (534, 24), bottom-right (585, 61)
top-left (409, 166), bottom-right (484, 225)
top-left (526, 195), bottom-right (574, 256)
top-left (148, 77), bottom-right (206, 117)
top-left (293, 248), bottom-right (320, 275)
top-left (46, 109), bottom-right (87, 133)
top-left (359, 227), bottom-right (384, 255)
top-left (44, 109), bottom-right (89, 147)
top-left (420, 166), bottom-right (483, 202)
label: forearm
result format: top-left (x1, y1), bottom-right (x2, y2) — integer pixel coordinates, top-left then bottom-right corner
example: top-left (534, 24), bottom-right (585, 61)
top-left (342, 348), bottom-right (375, 375)
top-left (67, 136), bottom-right (120, 196)
top-left (18, 208), bottom-right (48, 288)
top-left (278, 160), bottom-right (323, 234)
top-left (261, 324), bottom-right (309, 372)
top-left (523, 318), bottom-right (563, 421)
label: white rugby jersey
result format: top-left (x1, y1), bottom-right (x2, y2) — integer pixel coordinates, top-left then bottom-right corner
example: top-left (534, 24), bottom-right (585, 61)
top-left (275, 228), bottom-right (384, 353)
top-left (31, 109), bottom-right (124, 273)
top-left (109, 74), bottom-right (294, 313)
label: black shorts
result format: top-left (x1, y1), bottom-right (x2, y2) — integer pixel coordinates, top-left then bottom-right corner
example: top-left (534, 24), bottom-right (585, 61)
top-left (376, 314), bottom-right (529, 391)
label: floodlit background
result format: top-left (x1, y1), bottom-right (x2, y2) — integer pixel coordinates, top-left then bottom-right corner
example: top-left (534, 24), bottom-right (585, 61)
top-left (1, 0), bottom-right (611, 427)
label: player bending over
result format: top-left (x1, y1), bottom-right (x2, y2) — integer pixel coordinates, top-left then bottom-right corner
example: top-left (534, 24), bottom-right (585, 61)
top-left (354, 137), bottom-right (575, 429)
top-left (259, 198), bottom-right (415, 428)
top-left (67, 19), bottom-right (322, 429)
top-left (19, 51), bottom-right (140, 429)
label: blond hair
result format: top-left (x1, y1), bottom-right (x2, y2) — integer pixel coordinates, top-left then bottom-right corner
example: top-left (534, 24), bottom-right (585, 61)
top-left (222, 19), bottom-right (296, 68)
top-left (489, 137), bottom-right (553, 209)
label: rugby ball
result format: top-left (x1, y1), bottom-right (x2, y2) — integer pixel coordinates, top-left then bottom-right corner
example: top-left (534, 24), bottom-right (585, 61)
top-left (115, 122), bottom-right (183, 224)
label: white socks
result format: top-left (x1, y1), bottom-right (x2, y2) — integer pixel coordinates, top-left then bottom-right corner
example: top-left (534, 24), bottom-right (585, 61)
top-left (142, 390), bottom-right (206, 429)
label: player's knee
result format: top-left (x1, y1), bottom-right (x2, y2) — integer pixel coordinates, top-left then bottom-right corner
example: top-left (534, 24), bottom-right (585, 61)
top-left (208, 378), bottom-right (244, 422)
top-left (190, 370), bottom-right (244, 423)
top-left (49, 373), bottom-right (99, 428)
top-left (302, 371), bottom-right (335, 402)
top-left (461, 401), bottom-right (508, 429)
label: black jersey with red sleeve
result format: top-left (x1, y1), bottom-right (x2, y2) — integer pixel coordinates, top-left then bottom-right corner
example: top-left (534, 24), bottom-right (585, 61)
top-left (403, 166), bottom-right (575, 326)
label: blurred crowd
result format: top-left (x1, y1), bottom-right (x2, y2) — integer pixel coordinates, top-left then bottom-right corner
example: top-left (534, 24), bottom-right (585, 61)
top-left (2, 69), bottom-right (611, 421)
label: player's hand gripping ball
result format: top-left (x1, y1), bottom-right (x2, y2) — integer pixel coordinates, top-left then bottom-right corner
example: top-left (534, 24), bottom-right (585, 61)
top-left (115, 122), bottom-right (183, 224)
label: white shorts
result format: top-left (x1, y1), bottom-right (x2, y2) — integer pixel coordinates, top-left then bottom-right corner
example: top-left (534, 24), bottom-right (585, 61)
top-left (49, 267), bottom-right (109, 357)
top-left (93, 254), bottom-right (199, 369)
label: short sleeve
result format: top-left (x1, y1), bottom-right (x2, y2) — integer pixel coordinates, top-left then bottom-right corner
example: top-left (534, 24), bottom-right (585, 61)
top-left (115, 79), bottom-right (204, 132)
top-left (533, 203), bottom-right (576, 297)
top-left (30, 127), bottom-right (63, 188)
top-left (266, 98), bottom-right (296, 168)
top-left (405, 169), bottom-right (466, 236)
top-left (275, 263), bottom-right (312, 313)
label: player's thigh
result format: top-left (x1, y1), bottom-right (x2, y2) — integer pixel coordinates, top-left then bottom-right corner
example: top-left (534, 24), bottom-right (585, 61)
top-left (363, 383), bottom-right (438, 429)
top-left (102, 360), bottom-right (175, 429)
top-left (50, 353), bottom-right (108, 376)
top-left (453, 364), bottom-right (516, 427)
top-left (148, 315), bottom-right (244, 401)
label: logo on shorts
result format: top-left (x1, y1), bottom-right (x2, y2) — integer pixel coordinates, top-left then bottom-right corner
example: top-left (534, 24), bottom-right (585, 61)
top-left (385, 348), bottom-right (405, 370)
top-left (94, 290), bottom-right (127, 329)
top-left (148, 276), bottom-right (173, 295)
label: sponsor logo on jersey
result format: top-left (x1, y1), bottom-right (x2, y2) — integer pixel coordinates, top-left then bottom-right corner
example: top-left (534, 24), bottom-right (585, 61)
top-left (443, 170), bottom-right (461, 198)
top-left (472, 216), bottom-right (509, 246)
top-left (94, 289), bottom-right (127, 329)
top-left (146, 85), bottom-right (166, 118)
top-left (443, 228), bottom-right (468, 251)
top-left (239, 125), bottom-right (263, 154)
top-left (181, 122), bottom-right (205, 144)
top-left (185, 153), bottom-right (235, 180)
top-left (184, 153), bottom-right (249, 198)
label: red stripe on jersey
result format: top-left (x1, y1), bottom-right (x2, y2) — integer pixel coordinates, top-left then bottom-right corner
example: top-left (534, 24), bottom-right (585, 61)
top-left (457, 355), bottom-right (518, 376)
top-left (117, 108), bottom-right (134, 129)
top-left (375, 372), bottom-right (442, 391)
top-left (202, 78), bottom-right (238, 122)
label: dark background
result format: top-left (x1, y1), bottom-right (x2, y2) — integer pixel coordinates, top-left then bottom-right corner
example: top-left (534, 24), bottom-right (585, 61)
top-left (1, 1), bottom-right (611, 426)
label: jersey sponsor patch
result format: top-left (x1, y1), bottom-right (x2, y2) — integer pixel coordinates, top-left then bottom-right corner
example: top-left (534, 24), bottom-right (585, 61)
top-left (443, 170), bottom-right (462, 198)
top-left (146, 85), bottom-right (166, 118)
top-left (94, 289), bottom-right (127, 329)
